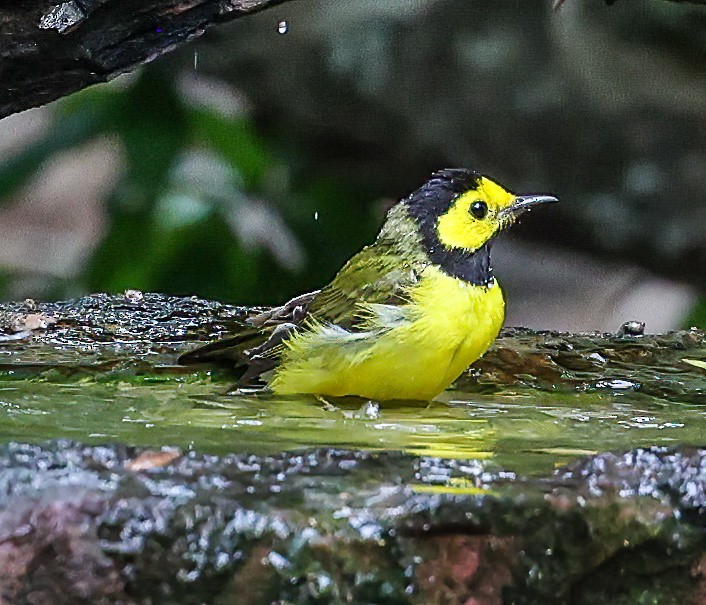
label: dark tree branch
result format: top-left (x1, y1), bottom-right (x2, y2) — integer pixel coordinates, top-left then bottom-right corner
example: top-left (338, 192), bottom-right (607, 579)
top-left (0, 0), bottom-right (292, 119)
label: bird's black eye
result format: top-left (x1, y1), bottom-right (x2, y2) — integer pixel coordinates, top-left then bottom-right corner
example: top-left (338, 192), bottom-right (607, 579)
top-left (470, 201), bottom-right (488, 219)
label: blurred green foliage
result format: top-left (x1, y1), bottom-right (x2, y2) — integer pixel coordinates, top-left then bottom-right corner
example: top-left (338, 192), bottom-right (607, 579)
top-left (0, 69), bottom-right (378, 305)
top-left (687, 298), bottom-right (706, 330)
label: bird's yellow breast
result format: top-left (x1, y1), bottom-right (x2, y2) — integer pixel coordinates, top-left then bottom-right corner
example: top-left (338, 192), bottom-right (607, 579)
top-left (270, 266), bottom-right (505, 401)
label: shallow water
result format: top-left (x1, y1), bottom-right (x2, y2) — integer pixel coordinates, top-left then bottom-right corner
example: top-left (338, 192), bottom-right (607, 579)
top-left (0, 372), bottom-right (703, 476)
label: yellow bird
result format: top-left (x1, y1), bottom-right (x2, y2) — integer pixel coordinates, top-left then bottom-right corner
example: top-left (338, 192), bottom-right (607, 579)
top-left (180, 169), bottom-right (557, 400)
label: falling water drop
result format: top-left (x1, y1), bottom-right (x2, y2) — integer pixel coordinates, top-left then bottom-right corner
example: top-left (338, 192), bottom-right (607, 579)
top-left (277, 20), bottom-right (288, 34)
top-left (313, 211), bottom-right (319, 221)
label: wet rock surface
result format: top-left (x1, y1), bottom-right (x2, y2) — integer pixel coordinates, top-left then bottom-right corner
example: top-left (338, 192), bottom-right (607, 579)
top-left (0, 291), bottom-right (249, 346)
top-left (472, 326), bottom-right (706, 404)
top-left (0, 292), bottom-right (249, 375)
top-left (0, 441), bottom-right (703, 604)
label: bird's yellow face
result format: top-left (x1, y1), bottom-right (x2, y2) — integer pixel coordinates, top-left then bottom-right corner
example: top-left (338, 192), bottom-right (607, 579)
top-left (436, 176), bottom-right (516, 252)
top-left (402, 169), bottom-right (557, 285)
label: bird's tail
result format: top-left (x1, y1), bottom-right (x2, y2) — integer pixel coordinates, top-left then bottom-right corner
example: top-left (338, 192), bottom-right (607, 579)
top-left (178, 328), bottom-right (262, 366)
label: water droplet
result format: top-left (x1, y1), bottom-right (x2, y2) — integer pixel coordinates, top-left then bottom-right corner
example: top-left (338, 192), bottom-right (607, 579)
top-left (595, 379), bottom-right (637, 390)
top-left (363, 401), bottom-right (380, 419)
top-left (267, 551), bottom-right (291, 569)
top-left (277, 20), bottom-right (288, 34)
top-left (313, 211), bottom-right (319, 221)
top-left (193, 50), bottom-right (199, 70)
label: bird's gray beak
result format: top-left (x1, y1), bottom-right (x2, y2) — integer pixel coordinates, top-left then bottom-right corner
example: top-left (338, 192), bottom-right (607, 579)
top-left (512, 194), bottom-right (559, 214)
top-left (499, 194), bottom-right (559, 222)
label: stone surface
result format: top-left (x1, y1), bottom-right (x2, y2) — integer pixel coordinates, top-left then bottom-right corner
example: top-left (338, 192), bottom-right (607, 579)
top-left (0, 441), bottom-right (703, 603)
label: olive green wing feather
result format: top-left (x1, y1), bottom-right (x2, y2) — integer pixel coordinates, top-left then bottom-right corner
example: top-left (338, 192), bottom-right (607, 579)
top-left (178, 242), bottom-right (421, 373)
top-left (305, 242), bottom-right (424, 330)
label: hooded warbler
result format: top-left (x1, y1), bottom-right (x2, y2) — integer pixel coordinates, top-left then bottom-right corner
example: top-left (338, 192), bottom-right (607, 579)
top-left (180, 168), bottom-right (557, 400)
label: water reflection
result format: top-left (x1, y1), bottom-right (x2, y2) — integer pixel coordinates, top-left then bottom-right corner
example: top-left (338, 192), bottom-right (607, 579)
top-left (0, 376), bottom-right (703, 476)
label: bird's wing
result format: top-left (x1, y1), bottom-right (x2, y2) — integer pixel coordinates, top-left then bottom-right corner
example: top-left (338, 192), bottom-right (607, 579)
top-left (305, 242), bottom-right (424, 331)
top-left (179, 239), bottom-right (425, 387)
